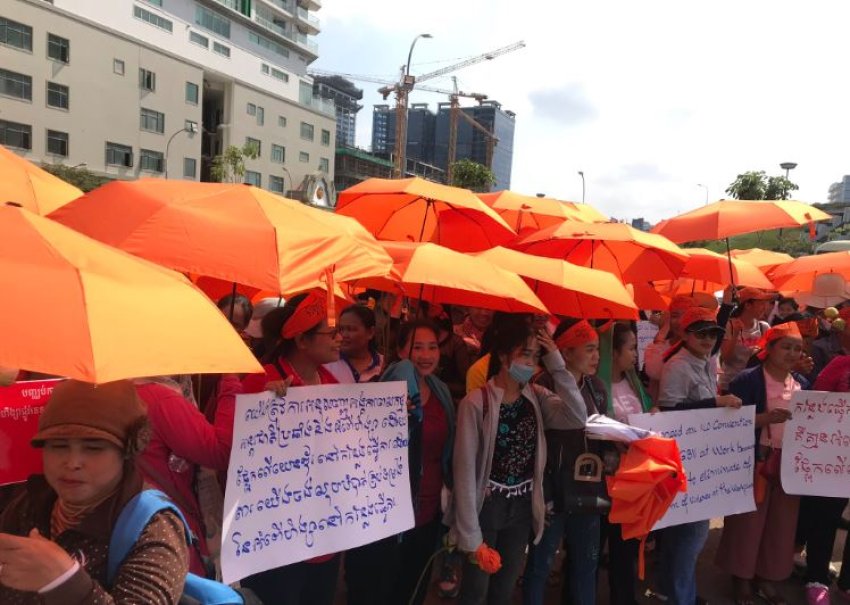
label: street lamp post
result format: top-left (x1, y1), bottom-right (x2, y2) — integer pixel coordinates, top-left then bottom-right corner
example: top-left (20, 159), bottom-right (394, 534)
top-left (397, 33), bottom-right (432, 178)
top-left (577, 170), bottom-right (585, 203)
top-left (780, 162), bottom-right (797, 179)
top-left (697, 183), bottom-right (709, 205)
top-left (165, 122), bottom-right (199, 179)
top-left (279, 165), bottom-right (293, 196)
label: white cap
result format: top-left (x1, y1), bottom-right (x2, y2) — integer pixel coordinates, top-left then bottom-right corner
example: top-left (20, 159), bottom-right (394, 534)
top-left (792, 273), bottom-right (850, 310)
top-left (244, 297), bottom-right (285, 338)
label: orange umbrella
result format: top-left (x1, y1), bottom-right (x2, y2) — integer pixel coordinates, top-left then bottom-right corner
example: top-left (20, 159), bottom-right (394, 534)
top-left (351, 242), bottom-right (548, 314)
top-left (680, 248), bottom-right (774, 289)
top-left (50, 180), bottom-right (392, 295)
top-left (0, 205), bottom-right (262, 383)
top-left (628, 283), bottom-right (672, 311)
top-left (0, 144), bottom-right (83, 215)
top-left (770, 251), bottom-right (850, 292)
top-left (729, 248), bottom-right (793, 275)
top-left (651, 200), bottom-right (832, 244)
top-left (336, 177), bottom-right (515, 252)
top-left (477, 191), bottom-right (606, 233)
top-left (474, 247), bottom-right (638, 319)
top-left (513, 221), bottom-right (689, 283)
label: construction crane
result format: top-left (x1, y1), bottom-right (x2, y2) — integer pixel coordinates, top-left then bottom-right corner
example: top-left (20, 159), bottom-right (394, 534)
top-left (446, 76), bottom-right (495, 184)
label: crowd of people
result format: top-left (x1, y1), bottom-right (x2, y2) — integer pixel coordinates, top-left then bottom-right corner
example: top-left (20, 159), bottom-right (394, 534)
top-left (2, 280), bottom-right (850, 605)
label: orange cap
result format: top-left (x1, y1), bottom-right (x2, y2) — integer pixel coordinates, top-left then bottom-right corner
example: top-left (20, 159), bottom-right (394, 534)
top-left (680, 306), bottom-right (720, 333)
top-left (738, 287), bottom-right (773, 304)
top-left (756, 322), bottom-right (803, 360)
top-left (281, 291), bottom-right (327, 339)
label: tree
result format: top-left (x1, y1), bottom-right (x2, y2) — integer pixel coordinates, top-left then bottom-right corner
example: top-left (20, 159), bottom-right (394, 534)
top-left (40, 163), bottom-right (111, 192)
top-left (765, 176), bottom-right (799, 201)
top-left (210, 142), bottom-right (259, 183)
top-left (725, 170), bottom-right (799, 200)
top-left (449, 159), bottom-right (495, 192)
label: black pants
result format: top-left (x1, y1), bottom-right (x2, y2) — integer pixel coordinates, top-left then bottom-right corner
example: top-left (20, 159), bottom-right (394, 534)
top-left (392, 519), bottom-right (443, 605)
top-left (603, 519), bottom-right (640, 605)
top-left (241, 555), bottom-right (340, 605)
top-left (799, 495), bottom-right (850, 587)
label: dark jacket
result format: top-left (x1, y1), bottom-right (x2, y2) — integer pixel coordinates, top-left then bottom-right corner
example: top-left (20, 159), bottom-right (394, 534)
top-left (728, 364), bottom-right (809, 445)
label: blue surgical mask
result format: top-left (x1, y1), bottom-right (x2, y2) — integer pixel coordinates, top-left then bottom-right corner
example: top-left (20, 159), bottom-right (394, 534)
top-left (508, 362), bottom-right (535, 385)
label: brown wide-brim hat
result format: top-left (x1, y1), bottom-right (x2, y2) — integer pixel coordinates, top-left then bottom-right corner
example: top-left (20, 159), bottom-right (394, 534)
top-left (31, 379), bottom-right (147, 450)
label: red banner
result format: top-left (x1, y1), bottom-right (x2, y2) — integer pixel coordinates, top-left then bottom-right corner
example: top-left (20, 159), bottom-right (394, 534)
top-left (0, 380), bottom-right (58, 486)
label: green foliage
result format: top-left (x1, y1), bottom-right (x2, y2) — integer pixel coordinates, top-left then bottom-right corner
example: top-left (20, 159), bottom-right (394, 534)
top-left (725, 170), bottom-right (799, 200)
top-left (210, 142), bottom-right (260, 183)
top-left (765, 176), bottom-right (799, 201)
top-left (40, 163), bottom-right (111, 193)
top-left (450, 159), bottom-right (496, 192)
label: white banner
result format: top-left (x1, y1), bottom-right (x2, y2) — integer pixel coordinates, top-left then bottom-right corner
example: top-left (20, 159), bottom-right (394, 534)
top-left (636, 321), bottom-right (659, 371)
top-left (629, 406), bottom-right (756, 529)
top-left (221, 381), bottom-right (413, 584)
top-left (782, 390), bottom-right (850, 497)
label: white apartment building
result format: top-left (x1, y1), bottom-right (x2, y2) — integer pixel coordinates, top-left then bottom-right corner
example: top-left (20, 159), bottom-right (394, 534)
top-left (0, 0), bottom-right (335, 194)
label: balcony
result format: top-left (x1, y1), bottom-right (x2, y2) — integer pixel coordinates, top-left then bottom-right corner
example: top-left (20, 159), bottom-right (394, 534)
top-left (302, 0), bottom-right (321, 10)
top-left (261, 0), bottom-right (294, 17)
top-left (254, 10), bottom-right (287, 37)
top-left (301, 94), bottom-right (335, 117)
top-left (296, 6), bottom-right (320, 33)
top-left (280, 27), bottom-right (318, 55)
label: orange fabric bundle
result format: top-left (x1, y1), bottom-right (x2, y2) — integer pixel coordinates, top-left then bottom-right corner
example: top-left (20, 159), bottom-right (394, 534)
top-left (473, 543), bottom-right (502, 574)
top-left (281, 291), bottom-right (327, 338)
top-left (556, 319), bottom-right (598, 350)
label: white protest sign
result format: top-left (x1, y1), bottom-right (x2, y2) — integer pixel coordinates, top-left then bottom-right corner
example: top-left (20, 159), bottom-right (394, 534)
top-left (221, 381), bottom-right (413, 584)
top-left (782, 390), bottom-right (850, 497)
top-left (636, 321), bottom-right (659, 370)
top-left (629, 406), bottom-right (756, 529)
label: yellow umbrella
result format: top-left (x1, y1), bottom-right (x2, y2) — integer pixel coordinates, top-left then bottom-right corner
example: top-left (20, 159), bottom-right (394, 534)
top-left (0, 144), bottom-right (82, 215)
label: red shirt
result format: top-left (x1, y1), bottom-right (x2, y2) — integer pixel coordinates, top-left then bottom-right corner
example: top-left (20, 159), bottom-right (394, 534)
top-left (416, 391), bottom-right (449, 526)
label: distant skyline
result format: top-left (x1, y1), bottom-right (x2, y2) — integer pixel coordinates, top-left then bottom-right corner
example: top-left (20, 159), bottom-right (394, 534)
top-left (316, 0), bottom-right (848, 222)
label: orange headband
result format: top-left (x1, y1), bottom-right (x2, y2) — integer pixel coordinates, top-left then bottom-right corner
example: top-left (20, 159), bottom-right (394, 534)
top-left (281, 291), bottom-right (327, 339)
top-left (556, 320), bottom-right (599, 350)
top-left (756, 322), bottom-right (803, 360)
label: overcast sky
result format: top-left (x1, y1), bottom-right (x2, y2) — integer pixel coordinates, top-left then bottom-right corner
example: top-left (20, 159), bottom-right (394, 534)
top-left (315, 1), bottom-right (846, 223)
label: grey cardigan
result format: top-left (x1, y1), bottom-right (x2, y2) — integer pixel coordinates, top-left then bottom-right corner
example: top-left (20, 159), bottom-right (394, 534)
top-left (445, 351), bottom-right (587, 552)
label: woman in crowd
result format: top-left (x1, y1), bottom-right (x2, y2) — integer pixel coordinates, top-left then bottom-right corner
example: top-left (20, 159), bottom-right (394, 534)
top-left (0, 380), bottom-right (189, 604)
top-left (448, 318), bottom-right (587, 605)
top-left (720, 288), bottom-right (772, 392)
top-left (325, 304), bottom-right (384, 384)
top-left (239, 291), bottom-right (343, 605)
top-left (717, 322), bottom-right (807, 605)
top-left (657, 306), bottom-right (742, 605)
top-left (523, 318), bottom-right (608, 605)
top-left (455, 307), bottom-right (495, 358)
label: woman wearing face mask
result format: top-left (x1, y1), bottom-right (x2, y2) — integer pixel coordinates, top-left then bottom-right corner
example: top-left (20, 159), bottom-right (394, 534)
top-left (657, 306), bottom-right (743, 605)
top-left (446, 318), bottom-right (587, 605)
top-left (240, 290), bottom-right (344, 605)
top-left (716, 322), bottom-right (807, 605)
top-left (325, 305), bottom-right (384, 384)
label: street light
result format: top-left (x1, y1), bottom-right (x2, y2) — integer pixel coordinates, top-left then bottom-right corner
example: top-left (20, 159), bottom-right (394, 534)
top-left (397, 33), bottom-right (432, 178)
top-left (780, 162), bottom-right (797, 179)
top-left (279, 165), bottom-right (293, 195)
top-left (577, 170), bottom-right (585, 203)
top-left (164, 121), bottom-right (199, 179)
top-left (697, 183), bottom-right (709, 205)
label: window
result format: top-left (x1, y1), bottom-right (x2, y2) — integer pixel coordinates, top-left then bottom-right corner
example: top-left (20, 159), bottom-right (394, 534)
top-left (143, 0), bottom-right (163, 6)
top-left (244, 170), bottom-right (261, 186)
top-left (139, 68), bottom-right (155, 91)
top-left (113, 58), bottom-right (125, 75)
top-left (47, 33), bottom-right (69, 63)
top-left (140, 149), bottom-right (164, 172)
top-left (183, 157), bottom-right (197, 178)
top-left (133, 6), bottom-right (173, 32)
top-left (278, 116), bottom-right (287, 127)
top-left (0, 69), bottom-right (32, 100)
top-left (245, 137), bottom-right (261, 157)
top-left (271, 67), bottom-right (288, 83)
top-left (189, 31), bottom-right (208, 48)
top-left (185, 81), bottom-right (199, 104)
top-left (46, 82), bottom-right (69, 109)
top-left (261, 64), bottom-right (270, 75)
top-left (256, 106), bottom-right (264, 126)
top-left (321, 129), bottom-right (330, 146)
top-left (140, 108), bottom-right (165, 133)
top-left (319, 157), bottom-right (329, 173)
top-left (300, 122), bottom-right (314, 141)
top-left (0, 120), bottom-right (31, 150)
top-left (271, 144), bottom-right (285, 163)
top-left (105, 142), bottom-right (133, 167)
top-left (0, 17), bottom-right (33, 51)
top-left (269, 175), bottom-right (284, 193)
top-left (213, 42), bottom-right (230, 57)
top-left (246, 103), bottom-right (256, 116)
top-left (195, 6), bottom-right (230, 38)
top-left (46, 129), bottom-right (68, 156)
top-left (248, 32), bottom-right (288, 58)
top-left (299, 151), bottom-right (309, 163)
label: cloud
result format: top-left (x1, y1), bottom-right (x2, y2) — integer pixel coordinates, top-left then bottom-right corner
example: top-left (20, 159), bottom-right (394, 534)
top-left (596, 163), bottom-right (671, 187)
top-left (528, 84), bottom-right (597, 126)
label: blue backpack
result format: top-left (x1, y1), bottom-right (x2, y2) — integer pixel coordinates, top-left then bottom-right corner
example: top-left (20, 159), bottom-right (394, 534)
top-left (107, 489), bottom-right (244, 605)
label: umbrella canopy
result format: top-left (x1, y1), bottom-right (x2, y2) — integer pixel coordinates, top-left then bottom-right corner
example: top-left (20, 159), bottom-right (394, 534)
top-left (352, 242), bottom-right (549, 314)
top-left (680, 248), bottom-right (774, 290)
top-left (651, 200), bottom-right (832, 244)
top-left (607, 436), bottom-right (687, 540)
top-left (729, 248), bottom-right (793, 275)
top-left (477, 191), bottom-right (606, 233)
top-left (336, 177), bottom-right (515, 252)
top-left (770, 251), bottom-right (850, 292)
top-left (514, 221), bottom-right (689, 283)
top-left (0, 205), bottom-right (262, 383)
top-left (0, 144), bottom-right (83, 215)
top-left (627, 283), bottom-right (672, 311)
top-left (474, 247), bottom-right (638, 319)
top-left (49, 180), bottom-right (392, 295)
